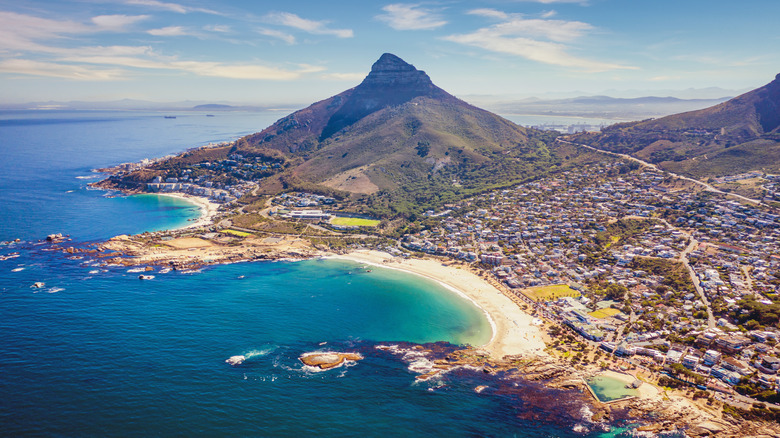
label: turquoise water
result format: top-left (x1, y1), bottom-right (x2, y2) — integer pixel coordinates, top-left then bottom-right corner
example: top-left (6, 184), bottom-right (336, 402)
top-left (585, 375), bottom-right (640, 403)
top-left (0, 110), bottom-right (648, 436)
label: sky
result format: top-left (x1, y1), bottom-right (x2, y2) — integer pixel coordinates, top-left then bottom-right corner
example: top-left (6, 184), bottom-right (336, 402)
top-left (1, 0), bottom-right (779, 105)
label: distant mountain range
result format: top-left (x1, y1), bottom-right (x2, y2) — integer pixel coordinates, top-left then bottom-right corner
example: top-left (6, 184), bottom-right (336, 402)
top-left (3, 91), bottom-right (735, 122)
top-left (0, 99), bottom-right (280, 112)
top-left (572, 73), bottom-right (780, 179)
top-left (479, 95), bottom-right (732, 121)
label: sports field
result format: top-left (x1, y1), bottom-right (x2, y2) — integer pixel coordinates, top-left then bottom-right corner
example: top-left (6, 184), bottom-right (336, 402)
top-left (330, 217), bottom-right (380, 227)
top-left (588, 308), bottom-right (622, 319)
top-left (522, 284), bottom-right (580, 302)
top-left (223, 229), bottom-right (252, 237)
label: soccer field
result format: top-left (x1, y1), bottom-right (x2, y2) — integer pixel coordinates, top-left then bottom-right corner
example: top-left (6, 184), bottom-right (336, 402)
top-left (330, 217), bottom-right (380, 227)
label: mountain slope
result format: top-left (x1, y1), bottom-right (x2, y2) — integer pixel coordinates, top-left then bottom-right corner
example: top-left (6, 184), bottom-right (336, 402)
top-left (104, 53), bottom-right (589, 219)
top-left (573, 74), bottom-right (780, 179)
top-left (231, 54), bottom-right (561, 215)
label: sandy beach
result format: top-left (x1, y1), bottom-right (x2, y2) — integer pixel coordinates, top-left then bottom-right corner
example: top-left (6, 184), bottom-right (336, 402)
top-left (329, 250), bottom-right (547, 359)
top-left (155, 193), bottom-right (221, 230)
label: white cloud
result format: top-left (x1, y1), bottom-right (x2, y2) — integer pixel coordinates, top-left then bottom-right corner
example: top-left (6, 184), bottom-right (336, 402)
top-left (264, 12), bottom-right (353, 38)
top-left (125, 0), bottom-right (222, 15)
top-left (377, 4), bottom-right (447, 30)
top-left (256, 27), bottom-right (296, 44)
top-left (0, 58), bottom-right (124, 80)
top-left (467, 9), bottom-right (509, 20)
top-left (203, 24), bottom-right (231, 33)
top-left (0, 11), bottom-right (323, 81)
top-left (147, 26), bottom-right (190, 36)
top-left (515, 0), bottom-right (588, 4)
top-left (446, 11), bottom-right (635, 72)
top-left (0, 11), bottom-right (86, 53)
top-left (321, 72), bottom-right (365, 81)
top-left (91, 14), bottom-right (149, 31)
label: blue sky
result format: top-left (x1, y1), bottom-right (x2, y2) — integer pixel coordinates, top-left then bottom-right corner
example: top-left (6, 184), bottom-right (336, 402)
top-left (1, 0), bottom-right (779, 105)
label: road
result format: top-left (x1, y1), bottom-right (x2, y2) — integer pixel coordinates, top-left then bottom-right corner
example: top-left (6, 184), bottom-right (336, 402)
top-left (619, 216), bottom-right (716, 329)
top-left (680, 237), bottom-right (716, 329)
top-left (556, 138), bottom-right (765, 206)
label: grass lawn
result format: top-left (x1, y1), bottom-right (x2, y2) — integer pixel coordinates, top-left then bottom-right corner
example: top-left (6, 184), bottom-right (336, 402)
top-left (522, 284), bottom-right (580, 302)
top-left (588, 308), bottom-right (621, 319)
top-left (223, 229), bottom-right (252, 237)
top-left (330, 217), bottom-right (380, 227)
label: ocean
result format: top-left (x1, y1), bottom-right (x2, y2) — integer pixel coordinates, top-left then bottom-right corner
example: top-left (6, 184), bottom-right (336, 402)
top-left (0, 110), bottom-right (638, 437)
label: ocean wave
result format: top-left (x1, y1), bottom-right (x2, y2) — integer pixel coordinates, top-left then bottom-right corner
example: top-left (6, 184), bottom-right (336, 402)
top-left (180, 269), bottom-right (202, 274)
top-left (75, 175), bottom-right (99, 179)
top-left (47, 287), bottom-right (64, 294)
top-left (244, 346), bottom-right (277, 359)
top-left (11, 267), bottom-right (25, 272)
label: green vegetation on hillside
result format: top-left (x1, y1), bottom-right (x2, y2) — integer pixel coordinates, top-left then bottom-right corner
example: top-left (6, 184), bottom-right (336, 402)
top-left (571, 74), bottom-right (780, 179)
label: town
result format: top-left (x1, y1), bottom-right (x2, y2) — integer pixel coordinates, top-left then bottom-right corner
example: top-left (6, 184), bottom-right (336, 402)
top-left (401, 159), bottom-right (780, 404)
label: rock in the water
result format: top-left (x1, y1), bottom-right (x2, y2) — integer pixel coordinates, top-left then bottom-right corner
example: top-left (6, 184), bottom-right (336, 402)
top-left (299, 352), bottom-right (363, 370)
top-left (226, 355), bottom-right (245, 366)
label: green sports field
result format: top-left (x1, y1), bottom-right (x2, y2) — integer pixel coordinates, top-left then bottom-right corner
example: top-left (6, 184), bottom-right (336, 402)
top-left (330, 217), bottom-right (380, 227)
top-left (522, 284), bottom-right (580, 302)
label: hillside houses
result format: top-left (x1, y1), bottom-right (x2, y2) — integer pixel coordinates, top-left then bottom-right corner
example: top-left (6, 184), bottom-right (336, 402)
top-left (402, 160), bottom-right (780, 395)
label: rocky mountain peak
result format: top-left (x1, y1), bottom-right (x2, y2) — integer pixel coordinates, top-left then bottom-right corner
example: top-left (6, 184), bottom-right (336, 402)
top-left (319, 53), bottom-right (451, 140)
top-left (359, 53), bottom-right (434, 89)
top-left (371, 53), bottom-right (416, 73)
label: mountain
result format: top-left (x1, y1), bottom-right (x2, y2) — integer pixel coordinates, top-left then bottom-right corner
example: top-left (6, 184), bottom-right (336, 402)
top-left (572, 73), bottom-right (780, 179)
top-left (105, 53), bottom-right (599, 218)
top-left (226, 53), bottom-right (565, 216)
top-left (0, 99), bottom-right (275, 111)
top-left (478, 95), bottom-right (731, 121)
top-left (192, 104), bottom-right (236, 111)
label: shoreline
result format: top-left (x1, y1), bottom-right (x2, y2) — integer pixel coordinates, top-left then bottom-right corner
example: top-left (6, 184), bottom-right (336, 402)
top-left (151, 192), bottom-right (221, 230)
top-left (327, 250), bottom-right (547, 359)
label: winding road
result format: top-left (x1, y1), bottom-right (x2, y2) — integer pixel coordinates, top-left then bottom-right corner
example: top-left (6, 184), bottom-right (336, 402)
top-left (556, 138), bottom-right (765, 206)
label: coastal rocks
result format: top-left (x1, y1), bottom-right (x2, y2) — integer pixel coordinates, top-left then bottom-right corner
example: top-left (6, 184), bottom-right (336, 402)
top-left (226, 355), bottom-right (246, 366)
top-left (687, 421), bottom-right (724, 436)
top-left (46, 233), bottom-right (67, 243)
top-left (559, 379), bottom-right (584, 389)
top-left (299, 352), bottom-right (363, 370)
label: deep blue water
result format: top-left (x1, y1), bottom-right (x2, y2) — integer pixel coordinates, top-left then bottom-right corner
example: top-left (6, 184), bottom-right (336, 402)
top-left (0, 110), bottom-right (634, 437)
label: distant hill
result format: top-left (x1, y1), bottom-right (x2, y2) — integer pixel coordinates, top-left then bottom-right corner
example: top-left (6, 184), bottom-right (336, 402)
top-left (480, 95), bottom-right (731, 121)
top-left (192, 104), bottom-right (235, 111)
top-left (572, 73), bottom-right (780, 179)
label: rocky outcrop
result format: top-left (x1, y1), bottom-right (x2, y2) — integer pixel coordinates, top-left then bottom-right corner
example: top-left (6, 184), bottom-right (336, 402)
top-left (319, 53), bottom-right (455, 140)
top-left (299, 352), bottom-right (363, 370)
